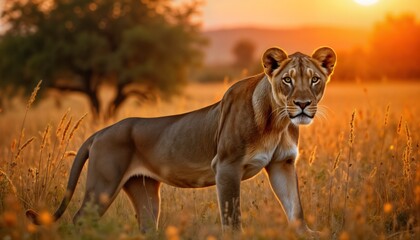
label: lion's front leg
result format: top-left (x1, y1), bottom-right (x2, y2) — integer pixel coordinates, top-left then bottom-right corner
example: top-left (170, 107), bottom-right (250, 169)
top-left (214, 160), bottom-right (242, 231)
top-left (265, 160), bottom-right (315, 235)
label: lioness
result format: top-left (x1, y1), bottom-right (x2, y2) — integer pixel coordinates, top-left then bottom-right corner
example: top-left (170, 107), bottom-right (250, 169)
top-left (27, 47), bottom-right (336, 235)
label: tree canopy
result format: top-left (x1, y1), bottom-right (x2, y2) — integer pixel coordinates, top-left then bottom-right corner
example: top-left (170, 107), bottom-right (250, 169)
top-left (370, 14), bottom-right (420, 79)
top-left (0, 0), bottom-right (205, 118)
top-left (333, 13), bottom-right (420, 81)
top-left (231, 39), bottom-right (256, 69)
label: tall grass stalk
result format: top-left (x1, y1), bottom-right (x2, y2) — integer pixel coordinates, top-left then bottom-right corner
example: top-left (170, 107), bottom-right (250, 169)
top-left (377, 105), bottom-right (390, 204)
top-left (38, 112), bottom-right (87, 203)
top-left (392, 115), bottom-right (403, 183)
top-left (8, 81), bottom-right (42, 181)
top-left (342, 110), bottom-right (356, 230)
top-left (35, 124), bottom-right (50, 203)
top-left (47, 114), bottom-right (86, 190)
top-left (402, 122), bottom-right (413, 205)
top-left (16, 80), bottom-right (42, 150)
top-left (9, 81), bottom-right (41, 204)
top-left (41, 109), bottom-right (70, 196)
top-left (328, 150), bottom-right (341, 230)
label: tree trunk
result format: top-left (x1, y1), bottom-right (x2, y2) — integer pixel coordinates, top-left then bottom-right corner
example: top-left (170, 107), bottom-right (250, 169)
top-left (106, 85), bottom-right (125, 120)
top-left (105, 83), bottom-right (150, 120)
top-left (83, 70), bottom-right (101, 121)
top-left (88, 89), bottom-right (101, 120)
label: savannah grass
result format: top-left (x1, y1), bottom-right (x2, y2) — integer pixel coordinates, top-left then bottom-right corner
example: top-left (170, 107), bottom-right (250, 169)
top-left (0, 81), bottom-right (419, 239)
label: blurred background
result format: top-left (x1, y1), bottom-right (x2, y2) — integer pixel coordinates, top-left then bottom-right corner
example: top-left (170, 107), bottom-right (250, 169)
top-left (0, 0), bottom-right (419, 119)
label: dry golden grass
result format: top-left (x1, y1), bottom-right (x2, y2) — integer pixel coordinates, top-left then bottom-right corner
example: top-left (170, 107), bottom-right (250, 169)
top-left (0, 80), bottom-right (419, 239)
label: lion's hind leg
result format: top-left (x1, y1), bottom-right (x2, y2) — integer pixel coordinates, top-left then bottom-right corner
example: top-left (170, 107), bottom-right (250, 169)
top-left (72, 171), bottom-right (124, 225)
top-left (123, 176), bottom-right (161, 233)
top-left (72, 145), bottom-right (132, 225)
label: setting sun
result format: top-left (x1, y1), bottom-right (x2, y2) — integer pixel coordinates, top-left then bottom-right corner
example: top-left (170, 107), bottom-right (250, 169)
top-left (354, 0), bottom-right (379, 6)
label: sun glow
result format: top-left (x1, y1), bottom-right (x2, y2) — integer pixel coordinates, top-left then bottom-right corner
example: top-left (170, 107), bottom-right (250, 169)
top-left (354, 0), bottom-right (379, 6)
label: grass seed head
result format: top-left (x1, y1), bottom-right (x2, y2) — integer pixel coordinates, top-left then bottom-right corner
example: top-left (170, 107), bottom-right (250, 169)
top-left (26, 80), bottom-right (42, 110)
top-left (333, 150), bottom-right (342, 170)
top-left (309, 146), bottom-right (317, 166)
top-left (404, 122), bottom-right (411, 141)
top-left (40, 124), bottom-right (50, 151)
top-left (348, 110), bottom-right (356, 146)
top-left (397, 115), bottom-right (403, 134)
top-left (61, 117), bottom-right (73, 143)
top-left (15, 137), bottom-right (35, 160)
top-left (69, 113), bottom-right (87, 140)
top-left (56, 109), bottom-right (70, 137)
top-left (384, 105), bottom-right (390, 126)
top-left (402, 122), bottom-right (412, 180)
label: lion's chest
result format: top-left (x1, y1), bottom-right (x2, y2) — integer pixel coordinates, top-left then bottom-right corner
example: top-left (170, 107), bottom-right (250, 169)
top-left (242, 135), bottom-right (280, 179)
top-left (242, 130), bottom-right (298, 179)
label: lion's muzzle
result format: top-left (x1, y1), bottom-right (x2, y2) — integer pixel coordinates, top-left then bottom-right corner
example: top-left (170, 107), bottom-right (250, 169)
top-left (289, 100), bottom-right (316, 125)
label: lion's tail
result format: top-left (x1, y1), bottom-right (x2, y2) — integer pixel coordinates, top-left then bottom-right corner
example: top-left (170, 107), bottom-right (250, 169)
top-left (26, 134), bottom-right (95, 225)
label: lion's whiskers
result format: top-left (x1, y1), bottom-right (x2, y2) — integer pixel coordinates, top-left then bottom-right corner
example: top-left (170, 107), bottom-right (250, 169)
top-left (318, 105), bottom-right (332, 115)
top-left (314, 105), bottom-right (329, 123)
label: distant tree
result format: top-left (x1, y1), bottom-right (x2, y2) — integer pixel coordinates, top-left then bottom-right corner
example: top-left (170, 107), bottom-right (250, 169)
top-left (0, 0), bottom-right (205, 119)
top-left (232, 39), bottom-right (256, 69)
top-left (333, 48), bottom-right (369, 81)
top-left (370, 14), bottom-right (420, 79)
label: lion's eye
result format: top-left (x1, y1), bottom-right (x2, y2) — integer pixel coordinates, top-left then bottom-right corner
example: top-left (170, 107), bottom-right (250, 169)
top-left (282, 77), bottom-right (292, 84)
top-left (311, 76), bottom-right (320, 84)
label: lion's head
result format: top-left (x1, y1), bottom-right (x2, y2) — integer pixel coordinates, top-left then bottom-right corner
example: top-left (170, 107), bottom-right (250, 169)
top-left (262, 47), bottom-right (336, 125)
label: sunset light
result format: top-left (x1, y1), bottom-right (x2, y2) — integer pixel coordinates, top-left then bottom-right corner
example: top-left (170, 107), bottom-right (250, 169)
top-left (354, 0), bottom-right (379, 6)
top-left (0, 0), bottom-right (419, 239)
top-left (196, 0), bottom-right (420, 30)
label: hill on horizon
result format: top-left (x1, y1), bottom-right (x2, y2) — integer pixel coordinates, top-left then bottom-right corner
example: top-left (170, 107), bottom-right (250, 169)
top-left (202, 26), bottom-right (370, 65)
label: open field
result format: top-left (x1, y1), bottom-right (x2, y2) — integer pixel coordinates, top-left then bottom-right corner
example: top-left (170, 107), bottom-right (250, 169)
top-left (0, 80), bottom-right (419, 239)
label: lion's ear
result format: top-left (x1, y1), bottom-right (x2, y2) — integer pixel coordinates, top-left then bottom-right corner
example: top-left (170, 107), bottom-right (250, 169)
top-left (262, 47), bottom-right (288, 79)
top-left (312, 47), bottom-right (337, 76)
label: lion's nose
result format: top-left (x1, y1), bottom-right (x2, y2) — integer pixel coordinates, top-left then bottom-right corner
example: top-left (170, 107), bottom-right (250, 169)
top-left (293, 100), bottom-right (311, 110)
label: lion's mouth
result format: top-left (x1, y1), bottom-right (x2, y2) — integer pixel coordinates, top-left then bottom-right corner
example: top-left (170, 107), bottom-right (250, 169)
top-left (289, 112), bottom-right (315, 125)
top-left (289, 112), bottom-right (314, 119)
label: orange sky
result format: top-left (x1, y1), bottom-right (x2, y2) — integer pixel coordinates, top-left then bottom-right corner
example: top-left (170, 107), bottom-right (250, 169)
top-left (183, 0), bottom-right (420, 30)
top-left (1, 0), bottom-right (418, 30)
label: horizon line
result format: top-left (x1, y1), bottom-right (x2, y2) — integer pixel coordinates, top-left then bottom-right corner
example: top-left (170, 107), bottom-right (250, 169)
top-left (201, 23), bottom-right (373, 32)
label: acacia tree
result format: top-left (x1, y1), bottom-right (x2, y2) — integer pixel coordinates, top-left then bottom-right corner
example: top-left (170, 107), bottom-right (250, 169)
top-left (370, 14), bottom-right (420, 79)
top-left (0, 0), bottom-right (205, 119)
top-left (232, 39), bottom-right (256, 69)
